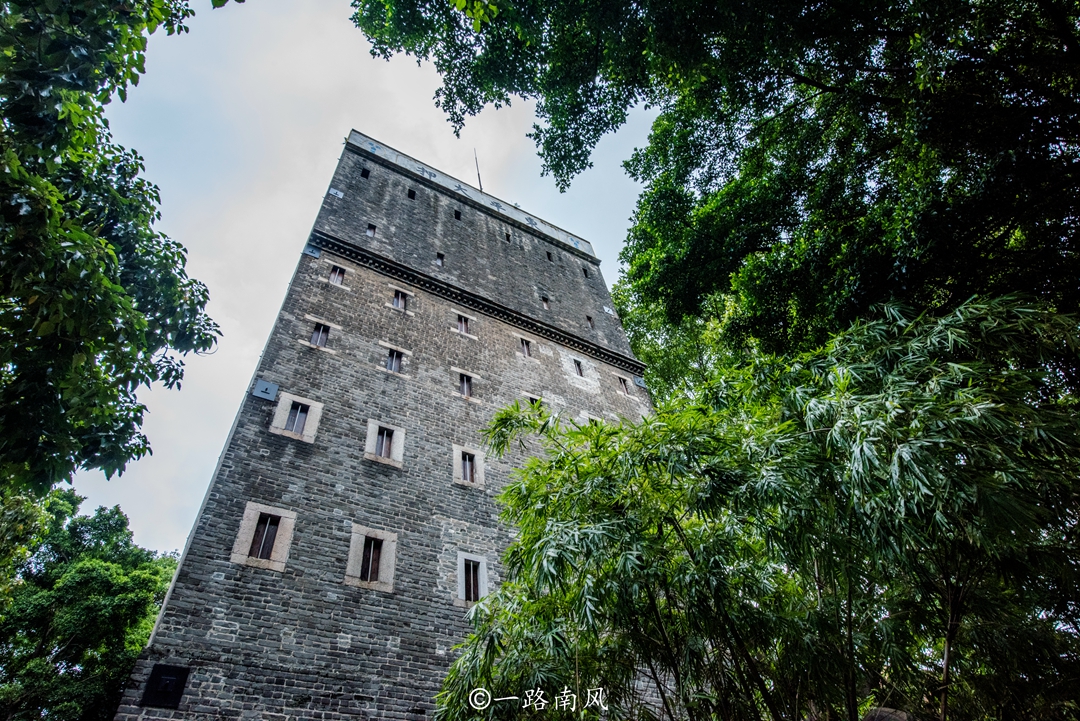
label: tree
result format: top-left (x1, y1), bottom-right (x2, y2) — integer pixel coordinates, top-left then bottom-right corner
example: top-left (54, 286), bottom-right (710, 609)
top-left (0, 490), bottom-right (176, 721)
top-left (344, 0), bottom-right (1080, 357)
top-left (436, 297), bottom-right (1080, 721)
top-left (0, 0), bottom-right (218, 496)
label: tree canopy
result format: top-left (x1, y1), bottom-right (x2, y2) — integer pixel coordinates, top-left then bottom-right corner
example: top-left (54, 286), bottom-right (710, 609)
top-left (0, 0), bottom-right (218, 495)
top-left (0, 490), bottom-right (175, 721)
top-left (350, 0), bottom-right (1080, 355)
top-left (438, 297), bottom-right (1080, 721)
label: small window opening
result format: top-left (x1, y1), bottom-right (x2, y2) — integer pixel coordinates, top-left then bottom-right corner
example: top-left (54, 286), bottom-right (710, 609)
top-left (360, 536), bottom-right (383, 582)
top-left (619, 377), bottom-right (631, 394)
top-left (285, 402), bottom-right (309, 434)
top-left (464, 558), bottom-right (481, 602)
top-left (360, 167), bottom-right (370, 179)
top-left (505, 233), bottom-right (511, 242)
top-left (248, 513), bottom-right (281, 560)
top-left (407, 188), bottom-right (416, 200)
top-left (329, 265), bottom-right (346, 285)
top-left (461, 451), bottom-right (476, 484)
top-left (542, 296), bottom-right (550, 309)
top-left (310, 323), bottom-right (330, 348)
top-left (527, 396), bottom-right (543, 407)
top-left (386, 349), bottom-right (403, 373)
top-left (520, 338), bottom-right (532, 357)
top-left (583, 267), bottom-right (590, 278)
top-left (454, 210), bottom-right (462, 221)
top-left (457, 315), bottom-right (470, 334)
top-left (366, 223), bottom-right (377, 237)
top-left (546, 251), bottom-right (553, 262)
top-left (586, 315), bottom-right (594, 329)
top-left (574, 359), bottom-right (584, 376)
top-left (459, 373), bottom-right (473, 398)
top-left (436, 253), bottom-right (445, 267)
top-left (392, 290), bottom-right (408, 310)
top-left (376, 427), bottom-right (394, 458)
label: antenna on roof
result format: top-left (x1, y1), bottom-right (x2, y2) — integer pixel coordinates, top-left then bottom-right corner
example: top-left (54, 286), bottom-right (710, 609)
top-left (474, 148), bottom-right (483, 193)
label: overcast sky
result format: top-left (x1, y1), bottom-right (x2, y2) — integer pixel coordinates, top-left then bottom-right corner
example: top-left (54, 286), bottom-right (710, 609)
top-left (72, 0), bottom-right (655, 554)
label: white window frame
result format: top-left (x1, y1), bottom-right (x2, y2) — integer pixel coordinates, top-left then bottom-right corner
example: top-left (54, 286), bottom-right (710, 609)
top-left (344, 523), bottom-right (398, 593)
top-left (364, 419), bottom-right (406, 468)
top-left (452, 444), bottom-right (485, 488)
top-left (456, 551), bottom-right (489, 606)
top-left (230, 501), bottom-right (297, 572)
top-left (269, 392), bottom-right (324, 443)
top-left (377, 340), bottom-right (412, 377)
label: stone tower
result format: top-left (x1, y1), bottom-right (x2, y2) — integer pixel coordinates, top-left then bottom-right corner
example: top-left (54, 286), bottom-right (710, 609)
top-left (116, 130), bottom-right (648, 721)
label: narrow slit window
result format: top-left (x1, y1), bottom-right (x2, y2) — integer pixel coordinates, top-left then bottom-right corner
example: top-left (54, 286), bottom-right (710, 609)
top-left (546, 251), bottom-right (553, 262)
top-left (407, 188), bottom-right (416, 200)
top-left (248, 513), bottom-right (281, 560)
top-left (329, 265), bottom-right (346, 285)
top-left (366, 223), bottom-right (377, 237)
top-left (461, 451), bottom-right (476, 484)
top-left (459, 373), bottom-right (472, 398)
top-left (583, 267), bottom-right (590, 278)
top-left (360, 167), bottom-right (370, 179)
top-left (285, 402), bottom-right (309, 434)
top-left (360, 536), bottom-right (383, 582)
top-left (574, 359), bottom-right (584, 376)
top-left (454, 210), bottom-right (461, 221)
top-left (436, 253), bottom-right (445, 267)
top-left (520, 338), bottom-right (531, 357)
top-left (392, 290), bottom-right (408, 310)
top-left (457, 315), bottom-right (470, 334)
top-left (541, 296), bottom-right (550, 310)
top-left (505, 232), bottom-right (511, 242)
top-left (310, 323), bottom-right (330, 347)
top-left (386, 349), bottom-right (403, 373)
top-left (464, 558), bottom-right (481, 602)
top-left (586, 315), bottom-right (594, 329)
top-left (619, 377), bottom-right (630, 394)
top-left (375, 427), bottom-right (394, 458)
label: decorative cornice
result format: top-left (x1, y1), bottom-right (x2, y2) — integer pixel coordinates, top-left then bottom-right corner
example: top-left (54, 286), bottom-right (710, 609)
top-left (308, 230), bottom-right (646, 376)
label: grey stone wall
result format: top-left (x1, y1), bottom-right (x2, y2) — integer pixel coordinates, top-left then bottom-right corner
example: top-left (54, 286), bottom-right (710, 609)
top-left (114, 134), bottom-right (648, 721)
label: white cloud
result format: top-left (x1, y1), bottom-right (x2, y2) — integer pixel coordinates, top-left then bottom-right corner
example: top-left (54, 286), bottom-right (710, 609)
top-left (74, 0), bottom-right (655, 552)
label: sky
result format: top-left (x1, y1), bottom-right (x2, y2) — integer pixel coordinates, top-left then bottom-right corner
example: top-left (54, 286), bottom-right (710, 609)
top-left (73, 0), bottom-right (656, 554)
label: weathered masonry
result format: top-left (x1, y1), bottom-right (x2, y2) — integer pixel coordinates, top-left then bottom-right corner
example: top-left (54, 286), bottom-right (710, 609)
top-left (115, 130), bottom-right (649, 721)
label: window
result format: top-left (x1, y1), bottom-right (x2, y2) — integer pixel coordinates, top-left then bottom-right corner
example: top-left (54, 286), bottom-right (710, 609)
top-left (140, 664), bottom-right (190, 709)
top-left (542, 296), bottom-right (550, 309)
top-left (573, 359), bottom-right (584, 377)
top-left (459, 373), bottom-right (472, 398)
top-left (456, 552), bottom-right (488, 604)
top-left (376, 426), bottom-right (394, 457)
top-left (454, 210), bottom-right (462, 220)
top-left (583, 267), bottom-right (590, 278)
top-left (457, 315), bottom-right (470, 334)
top-left (520, 338), bottom-right (532, 357)
top-left (285, 402), bottom-right (309, 434)
top-left (505, 232), bottom-right (511, 242)
top-left (359, 536), bottom-right (382, 581)
top-left (461, 451), bottom-right (476, 484)
top-left (586, 315), bottom-right (594, 329)
top-left (464, 559), bottom-right (481, 602)
top-left (248, 513), bottom-right (280, 560)
top-left (360, 167), bottom-right (370, 179)
top-left (452, 444), bottom-right (485, 487)
top-left (231, 501), bottom-right (297, 572)
top-left (269, 393), bottom-right (323, 443)
top-left (407, 188), bottom-right (416, 200)
top-left (436, 252), bottom-right (445, 267)
top-left (618, 376), bottom-right (631, 395)
top-left (366, 223), bottom-right (377, 237)
top-left (345, 524), bottom-right (398, 592)
top-left (310, 323), bottom-right (330, 347)
top-left (392, 290), bottom-right (408, 310)
top-left (329, 265), bottom-right (346, 285)
top-left (546, 251), bottom-right (553, 262)
top-left (386, 349), bottom-right (403, 373)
